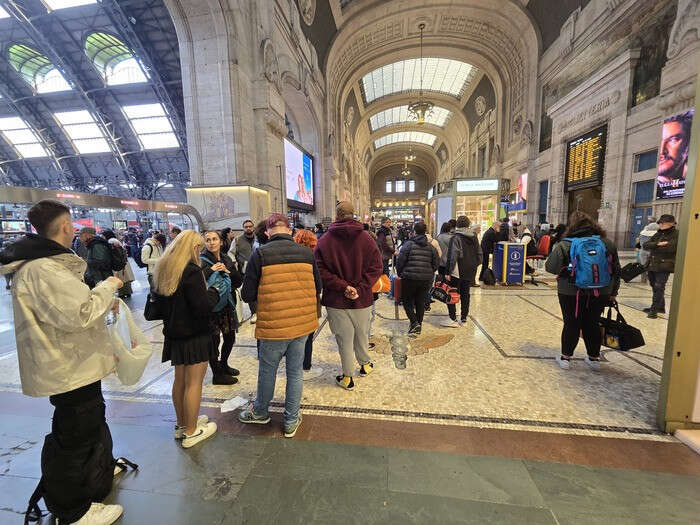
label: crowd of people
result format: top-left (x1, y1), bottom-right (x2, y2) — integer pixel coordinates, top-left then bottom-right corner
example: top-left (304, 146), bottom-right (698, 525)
top-left (0, 197), bottom-right (680, 525)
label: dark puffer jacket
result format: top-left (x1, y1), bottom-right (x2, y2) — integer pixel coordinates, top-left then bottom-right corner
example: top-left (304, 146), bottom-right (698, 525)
top-left (642, 227), bottom-right (678, 273)
top-left (396, 234), bottom-right (439, 281)
top-left (84, 236), bottom-right (113, 288)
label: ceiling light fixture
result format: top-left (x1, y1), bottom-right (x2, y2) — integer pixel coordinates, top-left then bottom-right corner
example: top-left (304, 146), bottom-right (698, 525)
top-left (407, 23), bottom-right (434, 125)
top-left (401, 157), bottom-right (411, 178)
top-left (404, 144), bottom-right (416, 162)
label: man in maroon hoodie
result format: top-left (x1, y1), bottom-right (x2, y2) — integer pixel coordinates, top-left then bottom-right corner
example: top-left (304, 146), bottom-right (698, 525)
top-left (315, 202), bottom-right (383, 390)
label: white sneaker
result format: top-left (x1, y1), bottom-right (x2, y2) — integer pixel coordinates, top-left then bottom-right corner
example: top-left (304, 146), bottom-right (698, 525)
top-left (174, 415), bottom-right (209, 439)
top-left (440, 318), bottom-right (460, 328)
top-left (556, 355), bottom-right (571, 370)
top-left (69, 502), bottom-right (123, 525)
top-left (584, 356), bottom-right (601, 370)
top-left (303, 366), bottom-right (324, 381)
top-left (250, 313), bottom-right (257, 324)
top-left (181, 421), bottom-right (217, 448)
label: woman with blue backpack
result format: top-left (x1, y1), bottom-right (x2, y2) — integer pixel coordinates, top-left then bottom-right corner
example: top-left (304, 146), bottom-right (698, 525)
top-left (201, 230), bottom-right (244, 385)
top-left (545, 211), bottom-right (621, 370)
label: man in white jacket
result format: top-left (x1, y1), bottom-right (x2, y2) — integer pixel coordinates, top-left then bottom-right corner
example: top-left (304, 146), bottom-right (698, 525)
top-left (141, 232), bottom-right (163, 277)
top-left (0, 200), bottom-right (125, 525)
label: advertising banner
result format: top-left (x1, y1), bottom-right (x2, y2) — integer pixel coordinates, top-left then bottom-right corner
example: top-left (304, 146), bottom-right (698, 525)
top-left (284, 138), bottom-right (314, 207)
top-left (656, 110), bottom-right (694, 200)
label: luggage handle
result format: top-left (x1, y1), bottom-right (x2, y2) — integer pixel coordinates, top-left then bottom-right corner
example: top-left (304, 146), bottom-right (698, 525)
top-left (606, 302), bottom-right (628, 326)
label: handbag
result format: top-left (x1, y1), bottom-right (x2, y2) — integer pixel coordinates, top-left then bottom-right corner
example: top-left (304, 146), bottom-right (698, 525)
top-left (599, 303), bottom-right (645, 351)
top-left (620, 262), bottom-right (646, 283)
top-left (109, 299), bottom-right (153, 385)
top-left (430, 278), bottom-right (460, 305)
top-left (144, 292), bottom-right (166, 321)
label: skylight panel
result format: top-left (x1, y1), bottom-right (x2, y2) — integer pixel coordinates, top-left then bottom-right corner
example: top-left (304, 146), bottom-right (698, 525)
top-left (84, 32), bottom-right (148, 86)
top-left (122, 103), bottom-right (179, 150)
top-left (44, 0), bottom-right (97, 10)
top-left (368, 105), bottom-right (452, 132)
top-left (0, 6), bottom-right (10, 18)
top-left (374, 131), bottom-right (436, 150)
top-left (54, 110), bottom-right (111, 154)
top-left (361, 58), bottom-right (476, 104)
top-left (8, 44), bottom-right (71, 94)
top-left (0, 117), bottom-right (49, 158)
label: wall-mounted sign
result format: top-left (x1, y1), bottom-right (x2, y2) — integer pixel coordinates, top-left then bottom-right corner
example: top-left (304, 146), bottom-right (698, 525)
top-left (565, 125), bottom-right (607, 191)
top-left (456, 179), bottom-right (499, 193)
top-left (656, 109), bottom-right (693, 200)
top-left (120, 200), bottom-right (139, 206)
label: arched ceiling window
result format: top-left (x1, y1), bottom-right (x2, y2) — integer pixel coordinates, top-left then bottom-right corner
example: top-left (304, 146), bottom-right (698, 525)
top-left (369, 105), bottom-right (452, 132)
top-left (0, 117), bottom-right (50, 158)
top-left (8, 44), bottom-right (71, 93)
top-left (122, 103), bottom-right (179, 150)
top-left (374, 131), bottom-right (437, 150)
top-left (361, 58), bottom-right (477, 104)
top-left (54, 110), bottom-right (111, 154)
top-left (85, 32), bottom-right (148, 85)
top-left (43, 0), bottom-right (96, 10)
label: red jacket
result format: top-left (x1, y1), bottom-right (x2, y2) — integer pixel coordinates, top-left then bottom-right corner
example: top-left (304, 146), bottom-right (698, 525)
top-left (314, 219), bottom-right (383, 309)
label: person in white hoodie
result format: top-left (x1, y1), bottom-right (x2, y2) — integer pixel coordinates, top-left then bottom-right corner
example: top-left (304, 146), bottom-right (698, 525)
top-left (0, 200), bottom-right (125, 525)
top-left (141, 232), bottom-right (164, 277)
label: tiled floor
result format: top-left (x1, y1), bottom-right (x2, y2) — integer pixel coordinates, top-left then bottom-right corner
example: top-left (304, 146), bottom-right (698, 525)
top-left (1, 260), bottom-right (697, 524)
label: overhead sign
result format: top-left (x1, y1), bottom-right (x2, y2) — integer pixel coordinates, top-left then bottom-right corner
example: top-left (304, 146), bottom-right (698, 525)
top-left (565, 125), bottom-right (607, 191)
top-left (456, 179), bottom-right (499, 193)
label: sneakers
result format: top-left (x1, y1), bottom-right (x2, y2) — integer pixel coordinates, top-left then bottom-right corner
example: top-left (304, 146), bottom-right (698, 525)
top-left (284, 415), bottom-right (302, 438)
top-left (584, 356), bottom-right (601, 370)
top-left (212, 374), bottom-right (238, 385)
top-left (181, 421), bottom-right (217, 448)
top-left (335, 375), bottom-right (354, 390)
top-left (174, 415), bottom-right (209, 439)
top-left (238, 404), bottom-right (271, 424)
top-left (250, 313), bottom-right (257, 324)
top-left (70, 502), bottom-right (123, 525)
top-left (556, 355), bottom-right (571, 370)
top-left (303, 366), bottom-right (324, 381)
top-left (440, 318), bottom-right (460, 328)
top-left (359, 362), bottom-right (374, 377)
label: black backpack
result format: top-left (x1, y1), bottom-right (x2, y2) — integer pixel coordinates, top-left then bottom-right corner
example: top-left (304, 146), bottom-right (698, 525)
top-left (108, 243), bottom-right (127, 271)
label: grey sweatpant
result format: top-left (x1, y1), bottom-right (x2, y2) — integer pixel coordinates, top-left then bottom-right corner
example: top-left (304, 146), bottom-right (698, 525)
top-left (326, 306), bottom-right (372, 377)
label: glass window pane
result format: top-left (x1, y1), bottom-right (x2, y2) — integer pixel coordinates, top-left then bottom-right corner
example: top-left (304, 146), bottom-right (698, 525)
top-left (123, 103), bottom-right (165, 119)
top-left (3, 129), bottom-right (39, 144)
top-left (44, 0), bottom-right (96, 10)
top-left (139, 132), bottom-right (179, 149)
top-left (396, 180), bottom-right (406, 192)
top-left (54, 110), bottom-right (92, 125)
top-left (107, 58), bottom-right (148, 85)
top-left (74, 138), bottom-right (111, 154)
top-left (36, 68), bottom-right (71, 93)
top-left (0, 117), bottom-right (27, 130)
top-left (385, 180), bottom-right (392, 193)
top-left (65, 123), bottom-right (102, 139)
top-left (15, 143), bottom-right (48, 157)
top-left (131, 116), bottom-right (173, 134)
top-left (634, 180), bottom-right (655, 204)
top-left (408, 180), bottom-right (415, 192)
top-left (635, 150), bottom-right (657, 172)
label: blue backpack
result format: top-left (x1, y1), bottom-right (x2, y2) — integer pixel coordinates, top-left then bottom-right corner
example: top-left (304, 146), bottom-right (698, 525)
top-left (564, 236), bottom-right (612, 290)
top-left (200, 255), bottom-right (233, 312)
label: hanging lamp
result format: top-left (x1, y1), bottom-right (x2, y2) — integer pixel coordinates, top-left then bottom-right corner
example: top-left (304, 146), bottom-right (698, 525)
top-left (407, 23), bottom-right (434, 124)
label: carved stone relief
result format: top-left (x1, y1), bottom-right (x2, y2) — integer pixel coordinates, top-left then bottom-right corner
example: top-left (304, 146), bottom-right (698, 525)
top-left (345, 106), bottom-right (355, 128)
top-left (475, 96), bottom-right (487, 116)
top-left (265, 110), bottom-right (286, 137)
top-left (299, 0), bottom-right (316, 26)
top-left (667, 0), bottom-right (700, 59)
top-left (512, 115), bottom-right (522, 136)
top-left (521, 120), bottom-right (533, 146)
top-left (262, 39), bottom-right (280, 89)
top-left (560, 8), bottom-right (580, 57)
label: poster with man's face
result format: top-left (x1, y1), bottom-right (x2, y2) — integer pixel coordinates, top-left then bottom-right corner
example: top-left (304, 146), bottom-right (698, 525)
top-left (656, 109), bottom-right (693, 199)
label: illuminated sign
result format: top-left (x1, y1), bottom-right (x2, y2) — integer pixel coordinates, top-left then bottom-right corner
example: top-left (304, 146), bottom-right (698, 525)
top-left (56, 193), bottom-right (80, 199)
top-left (120, 200), bottom-right (139, 206)
top-left (164, 204), bottom-right (178, 209)
top-left (565, 125), bottom-right (607, 191)
top-left (455, 179), bottom-right (499, 193)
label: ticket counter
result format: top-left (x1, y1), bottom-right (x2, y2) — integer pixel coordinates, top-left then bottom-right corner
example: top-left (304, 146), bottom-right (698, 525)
top-left (426, 179), bottom-right (500, 235)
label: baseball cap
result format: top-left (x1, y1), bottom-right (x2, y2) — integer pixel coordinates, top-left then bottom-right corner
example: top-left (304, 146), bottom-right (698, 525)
top-left (657, 214), bottom-right (675, 224)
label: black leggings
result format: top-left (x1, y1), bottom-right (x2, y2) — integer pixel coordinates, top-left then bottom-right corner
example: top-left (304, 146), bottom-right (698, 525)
top-left (402, 278), bottom-right (433, 325)
top-left (210, 330), bottom-right (235, 371)
top-left (558, 293), bottom-right (608, 358)
top-left (447, 277), bottom-right (471, 321)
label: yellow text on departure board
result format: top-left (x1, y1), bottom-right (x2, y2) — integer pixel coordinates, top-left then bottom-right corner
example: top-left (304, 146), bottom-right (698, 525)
top-left (567, 134), bottom-right (603, 184)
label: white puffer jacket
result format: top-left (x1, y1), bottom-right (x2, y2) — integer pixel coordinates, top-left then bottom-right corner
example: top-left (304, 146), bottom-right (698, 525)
top-left (1, 252), bottom-right (118, 397)
top-left (141, 238), bottom-right (163, 275)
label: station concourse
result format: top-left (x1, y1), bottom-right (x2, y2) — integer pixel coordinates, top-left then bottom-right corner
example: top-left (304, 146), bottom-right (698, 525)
top-left (0, 1), bottom-right (699, 524)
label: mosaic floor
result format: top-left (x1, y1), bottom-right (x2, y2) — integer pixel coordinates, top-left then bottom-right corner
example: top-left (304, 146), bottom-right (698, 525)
top-left (0, 258), bottom-right (674, 440)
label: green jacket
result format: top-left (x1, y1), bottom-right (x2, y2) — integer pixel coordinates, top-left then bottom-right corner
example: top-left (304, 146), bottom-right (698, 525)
top-left (642, 227), bottom-right (678, 273)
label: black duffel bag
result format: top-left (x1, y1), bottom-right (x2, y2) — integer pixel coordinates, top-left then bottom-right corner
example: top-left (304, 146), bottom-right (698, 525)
top-left (620, 262), bottom-right (646, 283)
top-left (599, 303), bottom-right (645, 351)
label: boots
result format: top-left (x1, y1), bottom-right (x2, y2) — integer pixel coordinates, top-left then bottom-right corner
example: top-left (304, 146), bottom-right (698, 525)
top-left (210, 362), bottom-right (238, 385)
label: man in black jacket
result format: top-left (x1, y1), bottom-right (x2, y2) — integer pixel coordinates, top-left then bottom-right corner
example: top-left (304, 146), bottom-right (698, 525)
top-left (643, 214), bottom-right (679, 318)
top-left (442, 216), bottom-right (482, 327)
top-left (80, 227), bottom-right (113, 288)
top-left (396, 222), bottom-right (439, 336)
top-left (478, 221), bottom-right (500, 282)
top-left (376, 217), bottom-right (397, 275)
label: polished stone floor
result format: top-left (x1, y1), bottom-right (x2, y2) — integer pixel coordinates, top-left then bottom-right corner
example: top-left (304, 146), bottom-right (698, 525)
top-left (1, 259), bottom-right (698, 524)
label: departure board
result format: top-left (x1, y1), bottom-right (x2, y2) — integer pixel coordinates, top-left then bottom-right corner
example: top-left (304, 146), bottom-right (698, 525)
top-left (564, 125), bottom-right (607, 191)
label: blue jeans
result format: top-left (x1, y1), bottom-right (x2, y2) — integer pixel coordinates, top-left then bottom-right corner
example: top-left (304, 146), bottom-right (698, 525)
top-left (253, 336), bottom-right (306, 426)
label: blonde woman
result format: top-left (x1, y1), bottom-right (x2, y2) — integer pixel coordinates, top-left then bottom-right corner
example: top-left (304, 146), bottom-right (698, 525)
top-left (152, 230), bottom-right (219, 448)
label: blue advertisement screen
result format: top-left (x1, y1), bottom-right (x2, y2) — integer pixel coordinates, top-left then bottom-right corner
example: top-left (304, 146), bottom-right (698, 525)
top-left (284, 138), bottom-right (314, 206)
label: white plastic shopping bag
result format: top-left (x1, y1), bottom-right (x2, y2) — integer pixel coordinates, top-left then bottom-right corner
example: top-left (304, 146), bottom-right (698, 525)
top-left (109, 299), bottom-right (153, 385)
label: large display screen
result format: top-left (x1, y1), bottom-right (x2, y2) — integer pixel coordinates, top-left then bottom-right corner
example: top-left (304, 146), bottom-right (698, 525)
top-left (565, 125), bottom-right (607, 191)
top-left (656, 109), bottom-right (693, 200)
top-left (284, 138), bottom-right (314, 208)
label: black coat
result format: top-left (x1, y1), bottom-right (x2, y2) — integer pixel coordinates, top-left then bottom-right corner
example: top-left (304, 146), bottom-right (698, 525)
top-left (396, 234), bottom-right (439, 281)
top-left (85, 236), bottom-right (113, 288)
top-left (162, 262), bottom-right (219, 340)
top-left (643, 227), bottom-right (678, 273)
top-left (447, 230), bottom-right (482, 285)
top-left (480, 227), bottom-right (498, 255)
